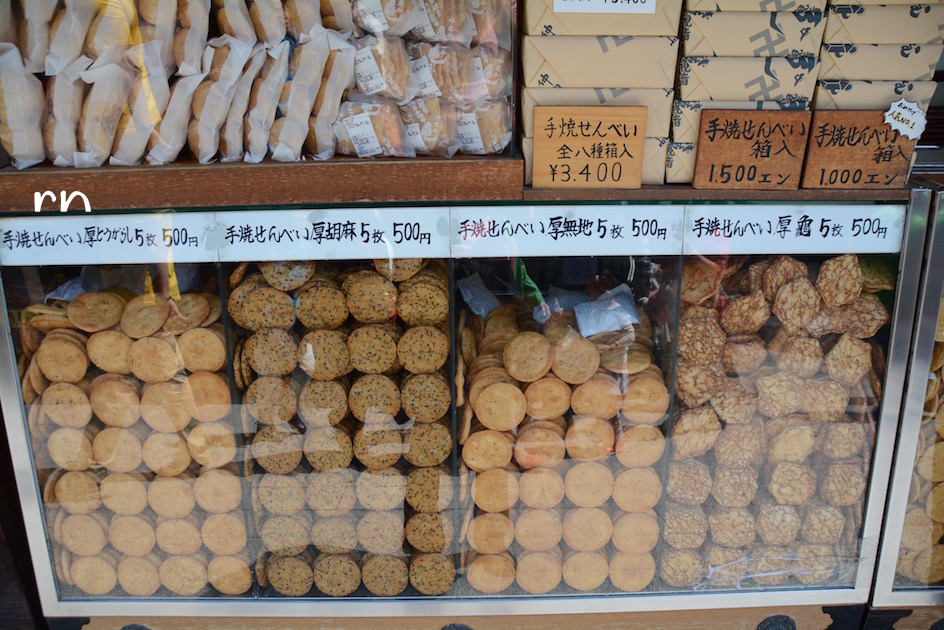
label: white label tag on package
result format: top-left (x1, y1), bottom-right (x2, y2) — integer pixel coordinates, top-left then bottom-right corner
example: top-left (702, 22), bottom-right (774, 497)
top-left (554, 0), bottom-right (657, 14)
top-left (356, 0), bottom-right (389, 31)
top-left (0, 213), bottom-right (218, 266)
top-left (457, 111), bottom-right (486, 155)
top-left (216, 208), bottom-right (450, 262)
top-left (452, 205), bottom-right (684, 258)
top-left (354, 47), bottom-right (388, 95)
top-left (409, 57), bottom-right (442, 99)
top-left (343, 112), bottom-right (384, 158)
top-left (404, 123), bottom-right (427, 155)
top-left (884, 98), bottom-right (927, 140)
top-left (683, 204), bottom-right (907, 256)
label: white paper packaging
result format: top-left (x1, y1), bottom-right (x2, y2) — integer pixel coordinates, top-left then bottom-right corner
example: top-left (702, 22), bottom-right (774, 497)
top-left (45, 55), bottom-right (93, 166)
top-left (0, 44), bottom-right (46, 169)
top-left (111, 43), bottom-right (171, 166)
top-left (272, 26), bottom-right (331, 162)
top-left (249, 0), bottom-right (288, 45)
top-left (244, 40), bottom-right (291, 163)
top-left (85, 1), bottom-right (136, 67)
top-left (217, 0), bottom-right (258, 44)
top-left (194, 36), bottom-right (254, 164)
top-left (75, 62), bottom-right (134, 167)
top-left (178, 0), bottom-right (211, 76)
top-left (19, 0), bottom-right (58, 72)
top-left (285, 0), bottom-right (323, 40)
top-left (308, 30), bottom-right (356, 160)
top-left (221, 46), bottom-right (267, 162)
top-left (323, 0), bottom-right (358, 32)
top-left (147, 71), bottom-right (208, 164)
top-left (46, 0), bottom-right (97, 76)
top-left (142, 0), bottom-right (178, 74)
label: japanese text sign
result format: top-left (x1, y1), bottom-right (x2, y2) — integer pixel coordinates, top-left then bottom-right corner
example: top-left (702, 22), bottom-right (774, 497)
top-left (532, 106), bottom-right (647, 190)
top-left (693, 110), bottom-right (811, 190)
top-left (801, 110), bottom-right (916, 189)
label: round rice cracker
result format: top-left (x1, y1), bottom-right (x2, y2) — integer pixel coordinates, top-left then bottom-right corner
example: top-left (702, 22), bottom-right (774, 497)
top-left (297, 284), bottom-right (349, 330)
top-left (402, 372), bottom-right (452, 424)
top-left (374, 258), bottom-right (426, 282)
top-left (346, 273), bottom-right (399, 324)
top-left (142, 432), bottom-right (191, 477)
top-left (551, 330), bottom-right (600, 385)
top-left (67, 291), bottom-right (126, 333)
top-left (129, 336), bottom-right (183, 383)
top-left (141, 380), bottom-right (197, 433)
top-left (524, 376), bottom-right (572, 420)
top-left (348, 325), bottom-right (399, 374)
top-left (472, 382), bottom-right (526, 431)
top-left (188, 371), bottom-right (232, 423)
top-left (188, 420), bottom-right (237, 467)
top-left (245, 328), bottom-right (298, 376)
top-left (120, 294), bottom-right (170, 339)
top-left (298, 379), bottom-right (349, 427)
top-left (245, 377), bottom-right (297, 425)
top-left (229, 262), bottom-right (249, 289)
top-left (36, 336), bottom-right (89, 383)
top-left (226, 273), bottom-right (268, 328)
top-left (90, 377), bottom-right (140, 428)
top-left (199, 292), bottom-right (223, 327)
top-left (260, 260), bottom-right (316, 291)
top-left (399, 282), bottom-right (448, 327)
top-left (240, 286), bottom-right (296, 331)
top-left (178, 327), bottom-right (227, 373)
top-left (87, 330), bottom-right (134, 374)
top-left (502, 332), bottom-right (553, 382)
top-left (163, 293), bottom-right (211, 335)
top-left (398, 326), bottom-right (449, 374)
top-left (42, 382), bottom-right (93, 428)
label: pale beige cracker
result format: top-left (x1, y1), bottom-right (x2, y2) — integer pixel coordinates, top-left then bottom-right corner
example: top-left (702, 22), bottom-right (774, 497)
top-left (398, 325), bottom-right (449, 375)
top-left (304, 426), bottom-right (354, 471)
top-left (613, 467), bottom-right (662, 513)
top-left (402, 372), bottom-right (452, 423)
top-left (462, 428), bottom-right (512, 472)
top-left (244, 377), bottom-right (297, 425)
top-left (260, 260), bottom-right (316, 291)
top-left (36, 337), bottom-right (88, 383)
top-left (471, 467), bottom-right (518, 512)
top-left (349, 373), bottom-right (400, 423)
top-left (187, 420), bottom-right (237, 467)
top-left (516, 549), bottom-right (563, 595)
top-left (347, 324), bottom-right (399, 374)
top-left (93, 427), bottom-right (143, 473)
top-left (129, 336), bottom-right (182, 383)
top-left (514, 425), bottom-right (565, 470)
top-left (141, 380), bottom-right (196, 432)
top-left (564, 461), bottom-right (613, 508)
top-left (306, 469), bottom-right (357, 516)
top-left (562, 507), bottom-right (612, 552)
top-left (298, 379), bottom-right (348, 428)
top-left (163, 293), bottom-right (210, 334)
top-left (564, 416), bottom-right (615, 461)
top-left (611, 511), bottom-right (660, 554)
top-left (346, 272), bottom-right (399, 324)
top-left (563, 550), bottom-right (609, 591)
top-left (187, 371), bottom-right (231, 423)
top-left (816, 254), bottom-right (862, 309)
top-left (663, 502), bottom-right (708, 550)
top-left (404, 419), bottom-right (452, 467)
top-left (354, 420), bottom-right (404, 469)
top-left (298, 329), bottom-right (350, 381)
top-left (100, 472), bottom-right (147, 516)
top-left (356, 510), bottom-right (404, 556)
top-left (120, 294), bottom-right (170, 339)
top-left (147, 476), bottom-right (195, 519)
top-left (42, 382), bottom-right (92, 428)
top-left (88, 375), bottom-right (142, 429)
top-left (609, 551), bottom-right (656, 592)
top-left (142, 431), bottom-right (191, 476)
top-left (614, 425), bottom-right (665, 468)
top-left (160, 555), bottom-right (208, 596)
top-left (194, 468), bottom-right (243, 513)
top-left (208, 555), bottom-right (252, 595)
top-left (67, 291), bottom-right (125, 333)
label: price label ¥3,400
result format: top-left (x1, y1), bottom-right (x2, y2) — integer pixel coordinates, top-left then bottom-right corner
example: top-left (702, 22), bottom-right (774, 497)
top-left (0, 213), bottom-right (218, 266)
top-left (452, 205), bottom-right (684, 258)
top-left (215, 208), bottom-right (450, 262)
top-left (683, 204), bottom-right (906, 256)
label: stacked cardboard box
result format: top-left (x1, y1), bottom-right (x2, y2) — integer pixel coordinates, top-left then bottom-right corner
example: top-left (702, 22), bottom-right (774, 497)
top-left (520, 0), bottom-right (684, 185)
top-left (813, 3), bottom-right (943, 115)
top-left (667, 0), bottom-right (825, 183)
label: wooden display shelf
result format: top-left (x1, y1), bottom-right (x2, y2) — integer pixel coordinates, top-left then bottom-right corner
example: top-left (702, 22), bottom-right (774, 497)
top-left (523, 185), bottom-right (914, 203)
top-left (0, 157), bottom-right (524, 212)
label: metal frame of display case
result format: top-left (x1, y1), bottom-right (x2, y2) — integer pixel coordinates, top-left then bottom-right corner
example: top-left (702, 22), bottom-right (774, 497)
top-left (873, 180), bottom-right (944, 608)
top-left (0, 192), bottom-right (932, 617)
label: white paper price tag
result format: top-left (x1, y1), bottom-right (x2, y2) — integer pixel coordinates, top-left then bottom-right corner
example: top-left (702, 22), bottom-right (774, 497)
top-left (683, 204), bottom-right (906, 256)
top-left (553, 0), bottom-right (656, 14)
top-left (343, 112), bottom-right (384, 158)
top-left (457, 110), bottom-right (486, 155)
top-left (884, 98), bottom-right (926, 140)
top-left (410, 56), bottom-right (442, 99)
top-left (354, 47), bottom-right (388, 96)
top-left (0, 213), bottom-right (218, 266)
top-left (216, 208), bottom-right (450, 262)
top-left (452, 205), bottom-right (684, 258)
top-left (355, 0), bottom-right (389, 32)
top-left (404, 122), bottom-right (427, 155)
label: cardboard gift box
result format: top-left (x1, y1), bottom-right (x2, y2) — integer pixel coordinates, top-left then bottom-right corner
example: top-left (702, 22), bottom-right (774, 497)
top-left (523, 36), bottom-right (679, 88)
top-left (824, 5), bottom-right (944, 44)
top-left (672, 99), bottom-right (810, 142)
top-left (678, 56), bottom-right (820, 101)
top-left (813, 80), bottom-right (937, 111)
top-left (686, 0), bottom-right (825, 10)
top-left (523, 136), bottom-right (669, 185)
top-left (666, 142), bottom-right (696, 183)
top-left (819, 43), bottom-right (944, 81)
top-left (524, 0), bottom-right (683, 36)
top-left (522, 87), bottom-right (674, 138)
top-left (683, 10), bottom-right (826, 57)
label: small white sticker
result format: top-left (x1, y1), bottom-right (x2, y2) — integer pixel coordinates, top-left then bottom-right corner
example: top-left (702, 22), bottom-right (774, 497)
top-left (409, 56), bottom-right (442, 98)
top-left (457, 110), bottom-right (486, 155)
top-left (354, 47), bottom-right (389, 95)
top-left (468, 56), bottom-right (489, 102)
top-left (405, 122), bottom-right (427, 154)
top-left (343, 113), bottom-right (384, 158)
top-left (356, 0), bottom-right (389, 32)
top-left (553, 0), bottom-right (656, 13)
top-left (412, 0), bottom-right (436, 39)
top-left (884, 98), bottom-right (926, 140)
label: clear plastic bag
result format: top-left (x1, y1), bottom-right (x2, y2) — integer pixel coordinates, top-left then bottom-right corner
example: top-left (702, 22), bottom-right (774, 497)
top-left (411, 0), bottom-right (475, 46)
top-left (334, 96), bottom-right (416, 157)
top-left (408, 41), bottom-right (489, 105)
top-left (353, 0), bottom-right (423, 38)
top-left (400, 96), bottom-right (459, 157)
top-left (454, 98), bottom-right (510, 155)
top-left (46, 0), bottom-right (96, 76)
top-left (354, 35), bottom-right (417, 105)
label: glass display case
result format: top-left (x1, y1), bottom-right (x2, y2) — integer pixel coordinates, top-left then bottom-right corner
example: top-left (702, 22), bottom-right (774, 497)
top-left (0, 196), bottom-right (930, 616)
top-left (873, 182), bottom-right (944, 607)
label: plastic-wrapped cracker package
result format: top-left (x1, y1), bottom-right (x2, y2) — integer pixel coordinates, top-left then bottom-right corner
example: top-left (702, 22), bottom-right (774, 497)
top-left (334, 97), bottom-right (416, 157)
top-left (400, 96), bottom-right (460, 156)
top-left (244, 40), bottom-right (290, 163)
top-left (271, 26), bottom-right (330, 162)
top-left (0, 44), bottom-right (46, 169)
top-left (137, 0), bottom-right (178, 74)
top-left (44, 55), bottom-right (93, 166)
top-left (353, 0), bottom-right (423, 37)
top-left (471, 0), bottom-right (512, 52)
top-left (412, 0), bottom-right (475, 45)
top-left (472, 44), bottom-right (511, 101)
top-left (285, 0), bottom-right (323, 41)
top-left (18, 0), bottom-right (58, 72)
top-left (220, 45), bottom-right (266, 162)
top-left (354, 35), bottom-right (417, 104)
top-left (84, 0), bottom-right (136, 66)
top-left (321, 0), bottom-right (358, 32)
top-left (214, 0), bottom-right (259, 44)
top-left (306, 33), bottom-right (356, 158)
top-left (248, 0), bottom-right (287, 46)
top-left (408, 42), bottom-right (489, 105)
top-left (176, 0), bottom-right (211, 76)
top-left (111, 43), bottom-right (171, 166)
top-left (46, 0), bottom-right (97, 76)
top-left (455, 99), bottom-right (511, 155)
top-left (75, 61), bottom-right (134, 167)
top-left (188, 36), bottom-right (254, 164)
top-left (147, 69), bottom-right (208, 164)
top-left (0, 0), bottom-right (13, 43)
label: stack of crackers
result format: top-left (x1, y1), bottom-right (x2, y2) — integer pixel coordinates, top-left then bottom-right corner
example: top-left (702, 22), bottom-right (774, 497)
top-left (456, 290), bottom-right (669, 595)
top-left (233, 259), bottom-right (456, 598)
top-left (896, 285), bottom-right (944, 585)
top-left (22, 286), bottom-right (251, 597)
top-left (661, 253), bottom-right (889, 589)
